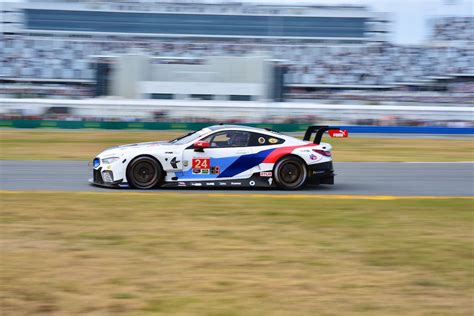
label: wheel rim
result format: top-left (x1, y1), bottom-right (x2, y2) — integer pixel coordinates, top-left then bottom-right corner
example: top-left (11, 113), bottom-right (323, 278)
top-left (132, 161), bottom-right (157, 187)
top-left (279, 161), bottom-right (304, 187)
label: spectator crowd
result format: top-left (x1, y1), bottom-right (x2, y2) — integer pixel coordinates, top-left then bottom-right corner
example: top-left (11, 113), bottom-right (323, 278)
top-left (431, 16), bottom-right (474, 42)
top-left (0, 16), bottom-right (473, 100)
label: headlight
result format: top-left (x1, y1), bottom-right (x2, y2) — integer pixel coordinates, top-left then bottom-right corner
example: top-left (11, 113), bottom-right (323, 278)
top-left (93, 158), bottom-right (100, 168)
top-left (101, 157), bottom-right (120, 164)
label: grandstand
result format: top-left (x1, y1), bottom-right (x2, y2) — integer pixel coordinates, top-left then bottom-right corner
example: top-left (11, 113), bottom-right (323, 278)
top-left (0, 1), bottom-right (473, 103)
top-left (430, 16), bottom-right (474, 44)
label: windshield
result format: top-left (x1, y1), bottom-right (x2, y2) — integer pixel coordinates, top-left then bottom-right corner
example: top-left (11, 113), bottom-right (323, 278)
top-left (169, 129), bottom-right (208, 145)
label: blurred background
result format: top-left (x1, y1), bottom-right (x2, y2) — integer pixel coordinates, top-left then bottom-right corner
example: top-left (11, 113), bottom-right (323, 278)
top-left (1, 2), bottom-right (473, 315)
top-left (0, 0), bottom-right (473, 129)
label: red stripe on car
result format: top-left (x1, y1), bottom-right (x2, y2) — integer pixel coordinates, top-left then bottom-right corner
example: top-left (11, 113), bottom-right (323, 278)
top-left (263, 144), bottom-right (314, 163)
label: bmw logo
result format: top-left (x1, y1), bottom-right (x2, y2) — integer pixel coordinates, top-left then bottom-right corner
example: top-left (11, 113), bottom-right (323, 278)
top-left (249, 181), bottom-right (256, 186)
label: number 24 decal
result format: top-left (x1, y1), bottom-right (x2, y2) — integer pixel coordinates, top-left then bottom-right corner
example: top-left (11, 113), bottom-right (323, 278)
top-left (192, 158), bottom-right (210, 169)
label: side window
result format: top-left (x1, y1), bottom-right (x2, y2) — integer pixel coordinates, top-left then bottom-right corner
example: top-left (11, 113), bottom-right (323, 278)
top-left (202, 130), bottom-right (250, 148)
top-left (248, 133), bottom-right (285, 146)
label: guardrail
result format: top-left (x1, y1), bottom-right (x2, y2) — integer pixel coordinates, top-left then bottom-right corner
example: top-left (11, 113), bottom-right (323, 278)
top-left (1, 120), bottom-right (473, 134)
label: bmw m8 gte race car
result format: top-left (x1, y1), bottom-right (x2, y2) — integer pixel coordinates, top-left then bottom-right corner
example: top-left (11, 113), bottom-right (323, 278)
top-left (90, 125), bottom-right (348, 190)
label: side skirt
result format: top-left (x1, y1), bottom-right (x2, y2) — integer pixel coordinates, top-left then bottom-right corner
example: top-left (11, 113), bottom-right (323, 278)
top-left (161, 173), bottom-right (276, 188)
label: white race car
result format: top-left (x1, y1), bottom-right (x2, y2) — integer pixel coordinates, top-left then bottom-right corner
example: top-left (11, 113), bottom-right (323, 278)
top-left (90, 125), bottom-right (348, 190)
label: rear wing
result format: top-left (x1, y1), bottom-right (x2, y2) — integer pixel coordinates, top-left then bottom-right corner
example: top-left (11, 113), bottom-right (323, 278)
top-left (303, 126), bottom-right (349, 144)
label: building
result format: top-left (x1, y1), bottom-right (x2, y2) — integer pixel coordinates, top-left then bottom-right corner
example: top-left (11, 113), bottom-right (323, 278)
top-left (11, 1), bottom-right (389, 43)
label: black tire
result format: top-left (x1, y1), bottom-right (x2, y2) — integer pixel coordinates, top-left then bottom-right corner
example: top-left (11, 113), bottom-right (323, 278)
top-left (126, 156), bottom-right (163, 189)
top-left (273, 156), bottom-right (307, 190)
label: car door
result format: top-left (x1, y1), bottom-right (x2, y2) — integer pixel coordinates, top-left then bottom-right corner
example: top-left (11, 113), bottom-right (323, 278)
top-left (178, 130), bottom-right (253, 181)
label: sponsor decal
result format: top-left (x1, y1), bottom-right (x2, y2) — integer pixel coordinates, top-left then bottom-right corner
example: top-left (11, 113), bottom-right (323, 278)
top-left (178, 182), bottom-right (187, 187)
top-left (268, 178), bottom-right (273, 186)
top-left (309, 154), bottom-right (320, 161)
top-left (218, 182), bottom-right (227, 186)
top-left (230, 182), bottom-right (242, 186)
top-left (183, 160), bottom-right (189, 167)
top-left (170, 157), bottom-right (180, 169)
top-left (191, 182), bottom-right (202, 187)
top-left (249, 180), bottom-right (256, 186)
top-left (192, 157), bottom-right (211, 174)
top-left (205, 182), bottom-right (215, 186)
top-left (260, 171), bottom-right (272, 177)
top-left (211, 166), bottom-right (220, 174)
top-left (328, 129), bottom-right (349, 138)
top-left (165, 151), bottom-right (173, 154)
top-left (268, 138), bottom-right (278, 144)
top-left (258, 137), bottom-right (266, 144)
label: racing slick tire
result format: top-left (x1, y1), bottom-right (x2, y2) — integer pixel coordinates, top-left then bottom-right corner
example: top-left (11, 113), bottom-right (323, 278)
top-left (126, 156), bottom-right (163, 189)
top-left (274, 156), bottom-right (307, 190)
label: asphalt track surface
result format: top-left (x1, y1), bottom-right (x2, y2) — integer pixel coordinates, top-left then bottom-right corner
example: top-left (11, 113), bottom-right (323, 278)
top-left (1, 161), bottom-right (473, 196)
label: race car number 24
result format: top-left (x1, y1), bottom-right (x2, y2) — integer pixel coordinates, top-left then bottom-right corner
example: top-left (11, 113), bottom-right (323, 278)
top-left (192, 158), bottom-right (210, 171)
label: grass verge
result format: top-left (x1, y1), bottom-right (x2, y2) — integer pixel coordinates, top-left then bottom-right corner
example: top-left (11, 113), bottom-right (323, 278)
top-left (1, 129), bottom-right (473, 161)
top-left (1, 192), bottom-right (473, 315)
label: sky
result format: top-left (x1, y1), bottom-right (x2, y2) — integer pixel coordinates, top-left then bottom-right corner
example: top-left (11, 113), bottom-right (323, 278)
top-left (3, 0), bottom-right (473, 44)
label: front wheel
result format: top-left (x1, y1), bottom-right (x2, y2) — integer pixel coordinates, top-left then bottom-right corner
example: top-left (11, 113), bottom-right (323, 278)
top-left (274, 156), bottom-right (307, 190)
top-left (126, 156), bottom-right (163, 189)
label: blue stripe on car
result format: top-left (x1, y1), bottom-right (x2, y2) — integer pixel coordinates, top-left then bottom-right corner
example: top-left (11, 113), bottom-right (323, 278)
top-left (217, 148), bottom-right (274, 178)
top-left (175, 148), bottom-right (275, 180)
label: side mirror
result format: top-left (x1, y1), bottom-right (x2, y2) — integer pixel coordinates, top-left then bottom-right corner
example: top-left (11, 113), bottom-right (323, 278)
top-left (193, 141), bottom-right (210, 152)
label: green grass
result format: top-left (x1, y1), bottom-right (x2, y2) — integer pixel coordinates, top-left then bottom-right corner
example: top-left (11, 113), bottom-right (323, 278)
top-left (1, 192), bottom-right (473, 315)
top-left (1, 129), bottom-right (473, 161)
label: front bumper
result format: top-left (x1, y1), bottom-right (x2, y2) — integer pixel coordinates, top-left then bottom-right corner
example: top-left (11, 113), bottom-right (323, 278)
top-left (307, 161), bottom-right (335, 185)
top-left (89, 167), bottom-right (126, 188)
top-left (88, 178), bottom-right (125, 188)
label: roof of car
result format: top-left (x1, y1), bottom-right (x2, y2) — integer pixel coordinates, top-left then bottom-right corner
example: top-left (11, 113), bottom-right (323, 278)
top-left (207, 124), bottom-right (276, 133)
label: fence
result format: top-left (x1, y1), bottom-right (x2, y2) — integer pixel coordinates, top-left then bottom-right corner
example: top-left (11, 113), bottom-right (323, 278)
top-left (1, 120), bottom-right (473, 134)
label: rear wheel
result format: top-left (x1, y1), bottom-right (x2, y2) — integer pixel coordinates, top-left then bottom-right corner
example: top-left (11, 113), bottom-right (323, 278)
top-left (274, 156), bottom-right (307, 190)
top-left (127, 156), bottom-right (163, 189)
